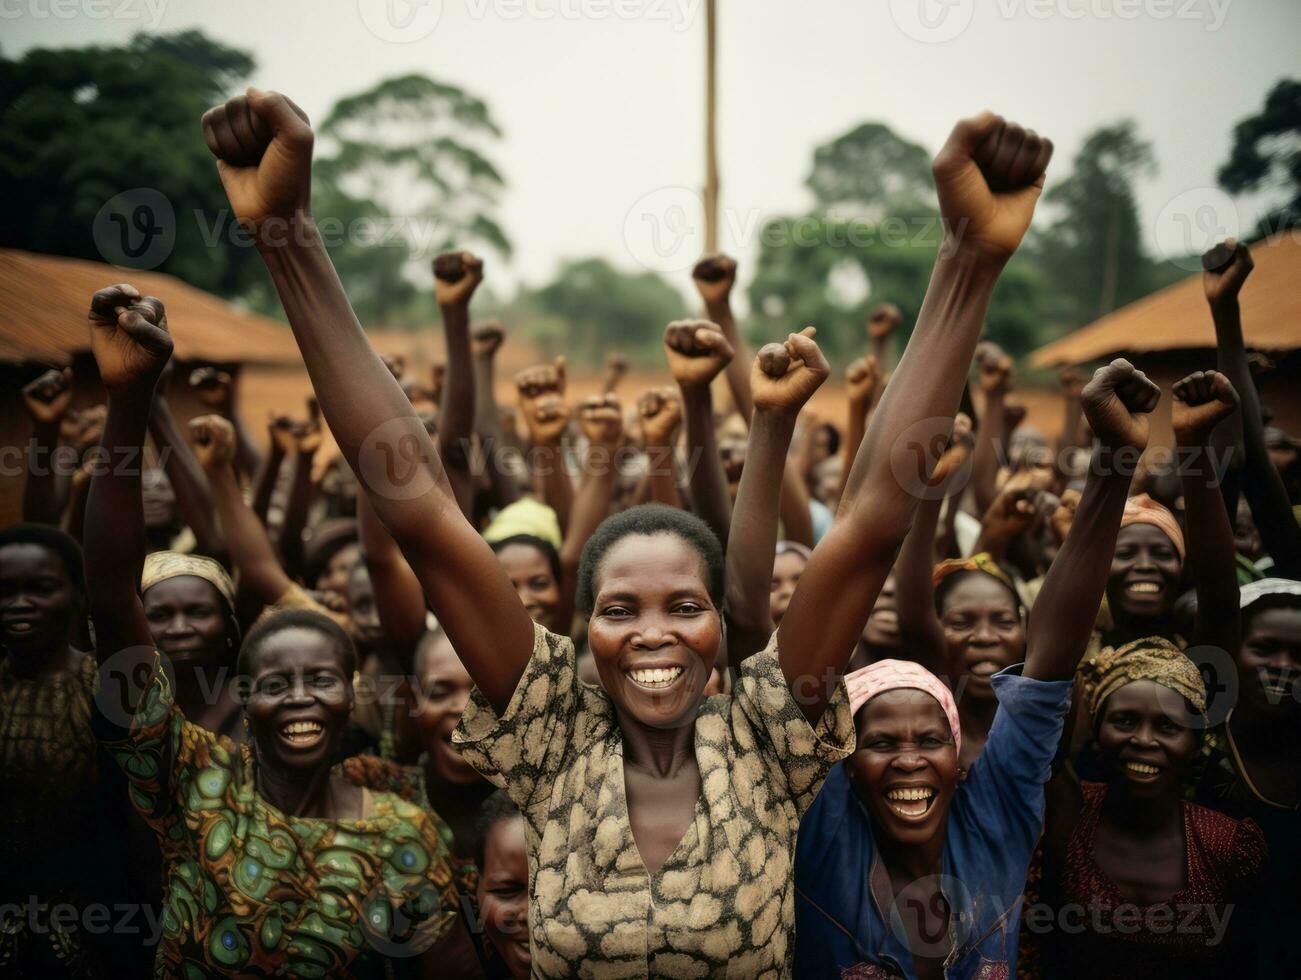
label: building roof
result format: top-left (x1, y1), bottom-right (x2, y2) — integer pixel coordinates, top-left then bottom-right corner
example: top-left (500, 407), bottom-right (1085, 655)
top-left (1031, 233), bottom-right (1300, 368)
top-left (0, 249), bottom-right (301, 366)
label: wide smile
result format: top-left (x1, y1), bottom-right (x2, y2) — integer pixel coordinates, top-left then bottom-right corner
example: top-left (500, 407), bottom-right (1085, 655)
top-left (1123, 580), bottom-right (1163, 598)
top-left (967, 659), bottom-right (1001, 679)
top-left (278, 719), bottom-right (325, 749)
top-left (1123, 760), bottom-right (1162, 781)
top-left (884, 785), bottom-right (937, 819)
top-left (625, 665), bottom-right (686, 691)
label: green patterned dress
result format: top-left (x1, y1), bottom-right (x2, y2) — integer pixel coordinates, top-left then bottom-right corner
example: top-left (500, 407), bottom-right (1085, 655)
top-left (95, 657), bottom-right (461, 978)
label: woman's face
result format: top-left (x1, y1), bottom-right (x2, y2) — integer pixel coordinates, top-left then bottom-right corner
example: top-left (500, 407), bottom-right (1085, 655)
top-left (415, 632), bottom-right (481, 786)
top-left (478, 814), bottom-right (530, 979)
top-left (243, 626), bottom-right (354, 772)
top-left (140, 467), bottom-right (176, 530)
top-left (1095, 680), bottom-right (1198, 801)
top-left (316, 542), bottom-right (362, 606)
top-left (587, 533), bottom-right (720, 730)
top-left (848, 690), bottom-right (959, 848)
top-left (495, 543), bottom-right (563, 634)
top-left (939, 575), bottom-right (1024, 702)
top-left (0, 543), bottom-right (78, 655)
top-left (769, 550), bottom-right (807, 627)
top-left (346, 563), bottom-right (384, 652)
top-left (1237, 605), bottom-right (1301, 708)
top-left (1107, 524), bottom-right (1182, 625)
top-left (143, 576), bottom-right (228, 668)
top-left (862, 575), bottom-right (900, 651)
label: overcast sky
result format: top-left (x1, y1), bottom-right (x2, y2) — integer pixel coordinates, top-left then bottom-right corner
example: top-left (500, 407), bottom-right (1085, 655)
top-left (6, 0), bottom-right (1298, 307)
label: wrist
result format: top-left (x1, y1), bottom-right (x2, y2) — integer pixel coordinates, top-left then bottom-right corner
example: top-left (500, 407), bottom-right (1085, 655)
top-left (252, 209), bottom-right (318, 255)
top-left (704, 299), bottom-right (732, 320)
top-left (1089, 443), bottom-right (1143, 480)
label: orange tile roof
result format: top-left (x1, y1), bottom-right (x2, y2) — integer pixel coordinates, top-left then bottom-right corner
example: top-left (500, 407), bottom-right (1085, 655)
top-left (0, 249), bottom-right (301, 366)
top-left (1031, 233), bottom-right (1301, 368)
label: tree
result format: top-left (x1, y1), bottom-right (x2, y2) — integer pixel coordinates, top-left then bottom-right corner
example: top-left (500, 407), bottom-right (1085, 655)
top-left (1218, 78), bottom-right (1301, 235)
top-left (805, 122), bottom-right (935, 219)
top-left (0, 31), bottom-right (263, 296)
top-left (1030, 121), bottom-right (1157, 325)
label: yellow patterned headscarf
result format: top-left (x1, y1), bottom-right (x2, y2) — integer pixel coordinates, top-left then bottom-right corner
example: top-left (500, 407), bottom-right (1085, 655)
top-left (933, 552), bottom-right (1016, 592)
top-left (141, 551), bottom-right (236, 611)
top-left (1077, 636), bottom-right (1206, 717)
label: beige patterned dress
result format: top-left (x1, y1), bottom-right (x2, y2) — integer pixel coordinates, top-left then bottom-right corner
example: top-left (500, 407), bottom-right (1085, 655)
top-left (454, 622), bottom-right (855, 978)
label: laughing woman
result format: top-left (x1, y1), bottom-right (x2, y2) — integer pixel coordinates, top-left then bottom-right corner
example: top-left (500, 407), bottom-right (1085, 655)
top-left (794, 359), bottom-right (1160, 979)
top-left (82, 287), bottom-right (463, 979)
top-left (200, 89), bottom-right (1051, 975)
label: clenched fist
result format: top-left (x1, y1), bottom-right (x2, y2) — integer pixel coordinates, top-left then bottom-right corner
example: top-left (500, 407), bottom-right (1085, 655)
top-left (976, 341), bottom-right (1013, 396)
top-left (472, 321), bottom-right (505, 359)
top-left (664, 320), bottom-right (734, 388)
top-left (87, 284), bottom-right (172, 392)
top-left (1202, 239), bottom-right (1253, 309)
top-left (523, 393), bottom-right (570, 447)
top-left (189, 366), bottom-right (233, 410)
top-left (189, 414), bottom-right (236, 472)
top-left (1081, 359), bottom-right (1161, 453)
top-left (22, 368), bottom-right (73, 426)
top-left (433, 251), bottom-right (483, 308)
top-left (932, 112), bottom-right (1053, 262)
top-left (515, 358), bottom-right (566, 402)
top-left (867, 303), bottom-right (902, 341)
top-left (845, 355), bottom-right (882, 407)
top-left (578, 394), bottom-right (623, 451)
top-left (751, 327), bottom-right (829, 416)
top-left (637, 388), bottom-right (683, 447)
top-left (202, 89), bottom-right (314, 233)
top-left (692, 254), bottom-right (737, 309)
top-left (1171, 370), bottom-right (1239, 446)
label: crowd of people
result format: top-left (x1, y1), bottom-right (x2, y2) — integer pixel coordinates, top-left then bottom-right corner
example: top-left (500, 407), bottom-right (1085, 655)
top-left (2, 87), bottom-right (1299, 980)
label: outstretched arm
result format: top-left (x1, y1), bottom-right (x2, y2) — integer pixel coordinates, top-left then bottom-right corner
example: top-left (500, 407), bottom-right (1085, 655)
top-left (780, 113), bottom-right (1054, 723)
top-left (202, 89), bottom-right (534, 714)
top-left (148, 390), bottom-right (224, 557)
top-left (693, 255), bottom-right (753, 423)
top-left (277, 401), bottom-right (321, 579)
top-left (21, 368), bottom-right (74, 526)
top-left (515, 358), bottom-right (572, 533)
top-left (637, 388), bottom-right (683, 508)
top-left (1171, 370), bottom-right (1242, 656)
top-left (835, 354), bottom-right (882, 509)
top-left (970, 343), bottom-right (1013, 516)
top-left (471, 321), bottom-right (523, 512)
top-left (83, 286), bottom-right (173, 688)
top-left (1025, 360), bottom-right (1158, 681)
top-left (725, 329), bottom-right (829, 668)
top-left (433, 252), bottom-right (481, 519)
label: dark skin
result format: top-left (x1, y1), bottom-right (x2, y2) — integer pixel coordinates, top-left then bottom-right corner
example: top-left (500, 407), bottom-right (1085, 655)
top-left (21, 367), bottom-right (74, 526)
top-left (494, 543), bottom-right (562, 635)
top-left (1228, 604), bottom-right (1301, 808)
top-left (345, 560), bottom-right (383, 653)
top-left (769, 549), bottom-right (806, 627)
top-left (478, 814), bottom-right (531, 980)
top-left (1105, 523), bottom-right (1183, 643)
top-left (0, 543), bottom-right (81, 678)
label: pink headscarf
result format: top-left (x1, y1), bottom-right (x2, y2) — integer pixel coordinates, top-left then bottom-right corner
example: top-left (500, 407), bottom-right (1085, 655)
top-left (845, 659), bottom-right (962, 757)
top-left (1120, 493), bottom-right (1185, 560)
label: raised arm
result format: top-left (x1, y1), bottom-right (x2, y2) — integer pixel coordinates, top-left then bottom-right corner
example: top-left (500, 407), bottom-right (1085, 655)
top-left (252, 413), bottom-right (292, 525)
top-left (779, 112), bottom-right (1054, 723)
top-left (357, 487), bottom-right (428, 669)
top-left (867, 303), bottom-right (902, 375)
top-left (202, 89), bottom-right (533, 714)
top-left (1171, 370), bottom-right (1242, 655)
top-left (83, 285), bottom-right (173, 672)
top-left (471, 321), bottom-right (523, 511)
top-left (1024, 360), bottom-right (1158, 680)
top-left (970, 342), bottom-right (1013, 516)
top-left (725, 329), bottom-right (829, 667)
top-left (147, 387), bottom-right (224, 557)
top-left (835, 354), bottom-right (882, 508)
top-left (433, 252), bottom-right (481, 519)
top-left (1203, 240), bottom-right (1301, 577)
top-left (516, 359), bottom-right (573, 533)
top-left (21, 368), bottom-right (74, 525)
top-left (636, 387), bottom-right (683, 508)
top-left (664, 319), bottom-right (735, 546)
top-left (693, 255), bottom-right (753, 423)
top-left (277, 399), bottom-right (321, 579)
top-left (189, 366), bottom-right (261, 478)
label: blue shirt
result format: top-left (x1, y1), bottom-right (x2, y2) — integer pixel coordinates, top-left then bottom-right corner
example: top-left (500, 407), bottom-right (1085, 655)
top-left (794, 666), bottom-right (1073, 979)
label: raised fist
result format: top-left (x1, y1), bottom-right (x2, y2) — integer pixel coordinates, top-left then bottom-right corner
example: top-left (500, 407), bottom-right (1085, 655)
top-left (867, 303), bottom-right (902, 341)
top-left (1058, 367), bottom-right (1085, 400)
top-left (268, 412), bottom-right (297, 455)
top-left (523, 393), bottom-right (570, 447)
top-left (664, 320), bottom-right (734, 388)
top-left (22, 368), bottom-right (73, 425)
top-left (976, 342), bottom-right (1013, 396)
top-left (932, 112), bottom-right (1053, 262)
top-left (188, 414), bottom-right (236, 472)
top-left (692, 254), bottom-right (737, 308)
top-left (1081, 358), bottom-right (1161, 453)
top-left (515, 357), bottom-right (566, 402)
top-left (929, 412), bottom-right (975, 490)
top-left (845, 355), bottom-right (882, 406)
top-left (295, 397), bottom-right (324, 455)
top-left (1202, 239), bottom-right (1253, 308)
top-left (433, 251), bottom-right (483, 308)
top-left (189, 366), bottom-right (233, 410)
top-left (1004, 400), bottom-right (1027, 433)
top-left (73, 405), bottom-right (107, 454)
top-left (1049, 488), bottom-right (1081, 544)
top-left (578, 394), bottom-right (623, 451)
top-left (602, 353), bottom-right (629, 394)
top-left (202, 89), bottom-right (313, 232)
top-left (981, 485), bottom-right (1037, 543)
top-left (87, 284), bottom-right (172, 391)
top-left (637, 387), bottom-right (683, 447)
top-left (429, 363), bottom-right (446, 405)
top-left (472, 321), bottom-right (505, 359)
top-left (1171, 370), bottom-right (1239, 446)
top-left (379, 353), bottom-right (406, 382)
top-left (751, 327), bottom-right (829, 415)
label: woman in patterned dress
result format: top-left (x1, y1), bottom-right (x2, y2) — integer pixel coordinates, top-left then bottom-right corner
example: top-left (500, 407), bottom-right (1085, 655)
top-left (81, 286), bottom-right (464, 978)
top-left (197, 88), bottom-right (1053, 975)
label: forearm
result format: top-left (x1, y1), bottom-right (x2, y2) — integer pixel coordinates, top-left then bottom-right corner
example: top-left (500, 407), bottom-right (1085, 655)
top-left (251, 445), bottom-right (285, 525)
top-left (532, 444), bottom-right (574, 536)
top-left (835, 398), bottom-right (870, 509)
top-left (645, 444), bottom-right (682, 508)
top-left (438, 304), bottom-right (476, 491)
top-left (557, 452), bottom-right (618, 636)
top-left (148, 398), bottom-right (223, 555)
top-left (971, 392), bottom-right (1005, 515)
top-left (1025, 457), bottom-right (1132, 681)
top-left (707, 301), bottom-right (753, 423)
top-left (278, 451), bottom-right (316, 579)
top-left (358, 489), bottom-right (428, 667)
top-left (22, 422), bottom-right (64, 525)
top-left (681, 385), bottom-right (732, 547)
top-left (472, 354), bottom-right (500, 439)
top-left (893, 495), bottom-right (945, 672)
top-left (232, 409), bottom-right (262, 479)
top-left (1178, 435), bottom-right (1240, 652)
top-left (208, 463), bottom-right (293, 605)
top-left (62, 470), bottom-right (91, 544)
top-left (778, 459), bottom-right (815, 548)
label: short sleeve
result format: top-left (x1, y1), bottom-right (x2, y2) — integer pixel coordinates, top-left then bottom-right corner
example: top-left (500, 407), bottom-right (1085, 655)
top-left (451, 622), bottom-right (580, 812)
top-left (93, 653), bottom-right (220, 834)
top-left (961, 665), bottom-right (1073, 850)
top-left (733, 633), bottom-right (856, 817)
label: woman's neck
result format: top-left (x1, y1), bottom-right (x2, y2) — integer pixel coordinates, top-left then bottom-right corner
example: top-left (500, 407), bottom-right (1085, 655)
top-left (1100, 782), bottom-right (1181, 837)
top-left (5, 638), bottom-right (79, 680)
top-left (960, 695), bottom-right (999, 734)
top-left (255, 755), bottom-right (339, 818)
top-left (173, 665), bottom-right (240, 732)
top-left (1105, 613), bottom-right (1175, 647)
top-left (617, 710), bottom-right (697, 778)
top-left (878, 827), bottom-right (946, 883)
top-left (425, 771), bottom-right (494, 856)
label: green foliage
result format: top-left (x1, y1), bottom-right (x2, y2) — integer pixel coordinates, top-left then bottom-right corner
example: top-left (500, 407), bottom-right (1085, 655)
top-left (1218, 78), bottom-right (1301, 235)
top-left (805, 122), bottom-right (935, 217)
top-left (518, 258), bottom-right (686, 365)
top-left (0, 31), bottom-right (263, 295)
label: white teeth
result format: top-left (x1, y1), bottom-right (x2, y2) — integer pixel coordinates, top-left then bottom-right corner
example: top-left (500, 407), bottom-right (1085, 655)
top-left (280, 721), bottom-right (323, 741)
top-left (1127, 582), bottom-right (1160, 594)
top-left (627, 667), bottom-right (684, 688)
top-left (1126, 762), bottom-right (1159, 774)
top-left (885, 788), bottom-right (936, 802)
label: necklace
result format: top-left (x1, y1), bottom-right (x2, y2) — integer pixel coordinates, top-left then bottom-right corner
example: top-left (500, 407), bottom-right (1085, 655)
top-left (1224, 710), bottom-right (1301, 811)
